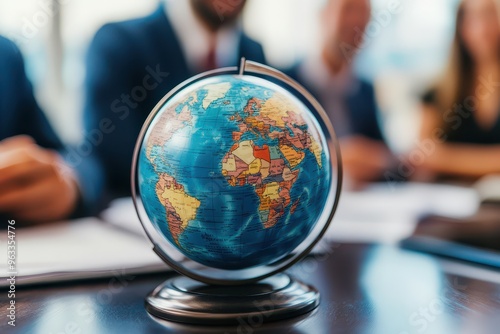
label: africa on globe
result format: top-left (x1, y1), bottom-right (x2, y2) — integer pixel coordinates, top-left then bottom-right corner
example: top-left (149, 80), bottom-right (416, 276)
top-left (137, 74), bottom-right (332, 270)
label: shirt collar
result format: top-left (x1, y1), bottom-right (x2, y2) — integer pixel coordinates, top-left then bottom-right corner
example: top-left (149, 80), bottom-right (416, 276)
top-left (164, 0), bottom-right (241, 73)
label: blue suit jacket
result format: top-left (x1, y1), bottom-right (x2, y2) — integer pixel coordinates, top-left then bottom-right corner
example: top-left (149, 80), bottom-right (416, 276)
top-left (0, 36), bottom-right (102, 218)
top-left (286, 65), bottom-right (384, 141)
top-left (84, 5), bottom-right (267, 196)
top-left (0, 37), bottom-right (62, 148)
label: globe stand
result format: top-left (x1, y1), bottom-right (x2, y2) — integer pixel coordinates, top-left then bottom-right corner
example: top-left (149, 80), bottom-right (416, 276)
top-left (132, 59), bottom-right (343, 327)
top-left (145, 273), bottom-right (319, 325)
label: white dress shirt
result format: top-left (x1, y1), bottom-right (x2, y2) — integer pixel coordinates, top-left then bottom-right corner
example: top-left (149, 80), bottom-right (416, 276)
top-left (164, 0), bottom-right (241, 73)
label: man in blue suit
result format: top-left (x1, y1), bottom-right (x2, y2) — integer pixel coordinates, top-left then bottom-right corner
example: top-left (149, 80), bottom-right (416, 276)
top-left (84, 0), bottom-right (266, 197)
top-left (0, 36), bottom-right (102, 223)
top-left (288, 0), bottom-right (392, 186)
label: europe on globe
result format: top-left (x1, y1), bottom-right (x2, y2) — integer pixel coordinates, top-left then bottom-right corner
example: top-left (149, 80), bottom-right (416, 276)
top-left (137, 74), bottom-right (332, 270)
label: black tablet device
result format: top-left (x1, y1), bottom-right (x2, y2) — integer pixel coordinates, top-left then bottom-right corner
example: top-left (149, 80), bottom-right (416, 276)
top-left (400, 206), bottom-right (500, 268)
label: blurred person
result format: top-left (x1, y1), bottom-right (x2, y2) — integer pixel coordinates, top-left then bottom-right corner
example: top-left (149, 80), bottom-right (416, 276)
top-left (0, 36), bottom-right (102, 223)
top-left (419, 0), bottom-right (500, 179)
top-left (84, 0), bottom-right (266, 198)
top-left (287, 0), bottom-right (392, 187)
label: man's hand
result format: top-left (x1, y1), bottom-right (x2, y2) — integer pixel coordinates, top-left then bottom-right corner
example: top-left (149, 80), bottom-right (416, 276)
top-left (0, 136), bottom-right (79, 223)
top-left (340, 136), bottom-right (391, 189)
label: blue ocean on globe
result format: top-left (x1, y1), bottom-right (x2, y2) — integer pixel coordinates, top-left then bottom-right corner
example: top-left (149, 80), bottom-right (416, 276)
top-left (138, 74), bottom-right (331, 270)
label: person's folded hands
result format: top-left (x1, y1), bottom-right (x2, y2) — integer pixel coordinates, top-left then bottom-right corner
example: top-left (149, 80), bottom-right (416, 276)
top-left (0, 135), bottom-right (79, 223)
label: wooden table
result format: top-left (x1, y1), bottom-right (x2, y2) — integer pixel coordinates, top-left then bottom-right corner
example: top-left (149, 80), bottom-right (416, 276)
top-left (3, 243), bottom-right (500, 334)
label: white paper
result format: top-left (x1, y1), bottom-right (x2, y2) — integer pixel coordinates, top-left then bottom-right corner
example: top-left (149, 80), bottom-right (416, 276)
top-left (324, 182), bottom-right (480, 244)
top-left (0, 218), bottom-right (173, 286)
top-left (100, 197), bottom-right (149, 237)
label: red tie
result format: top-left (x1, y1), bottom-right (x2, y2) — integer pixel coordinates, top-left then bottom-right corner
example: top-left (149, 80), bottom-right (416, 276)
top-left (203, 39), bottom-right (217, 71)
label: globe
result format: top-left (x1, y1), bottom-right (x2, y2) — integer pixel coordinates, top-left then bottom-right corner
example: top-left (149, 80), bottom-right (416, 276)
top-left (135, 68), bottom-right (337, 274)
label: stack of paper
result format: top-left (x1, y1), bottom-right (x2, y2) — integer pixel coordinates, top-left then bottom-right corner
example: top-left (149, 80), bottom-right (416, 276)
top-left (327, 182), bottom-right (480, 243)
top-left (0, 218), bottom-right (172, 286)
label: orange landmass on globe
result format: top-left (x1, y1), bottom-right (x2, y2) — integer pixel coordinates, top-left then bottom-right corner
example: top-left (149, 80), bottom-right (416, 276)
top-left (155, 173), bottom-right (201, 246)
top-left (222, 93), bottom-right (322, 229)
top-left (254, 145), bottom-right (271, 162)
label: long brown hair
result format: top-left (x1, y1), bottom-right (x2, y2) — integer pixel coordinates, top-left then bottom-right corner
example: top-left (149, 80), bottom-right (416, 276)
top-left (432, 0), bottom-right (500, 114)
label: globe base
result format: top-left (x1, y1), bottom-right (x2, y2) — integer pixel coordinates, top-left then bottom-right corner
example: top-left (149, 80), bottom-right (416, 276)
top-left (145, 273), bottom-right (319, 325)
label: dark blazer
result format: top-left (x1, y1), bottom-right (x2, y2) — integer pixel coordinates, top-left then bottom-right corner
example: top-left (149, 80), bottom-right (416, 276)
top-left (84, 5), bottom-right (267, 197)
top-left (0, 36), bottom-right (102, 217)
top-left (286, 64), bottom-right (384, 142)
top-left (422, 89), bottom-right (500, 145)
top-left (0, 37), bottom-right (62, 148)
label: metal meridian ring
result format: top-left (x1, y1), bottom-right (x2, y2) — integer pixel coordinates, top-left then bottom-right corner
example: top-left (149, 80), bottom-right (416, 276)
top-left (130, 58), bottom-right (343, 285)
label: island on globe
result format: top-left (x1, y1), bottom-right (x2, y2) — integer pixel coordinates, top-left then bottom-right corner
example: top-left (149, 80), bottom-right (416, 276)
top-left (138, 74), bottom-right (332, 270)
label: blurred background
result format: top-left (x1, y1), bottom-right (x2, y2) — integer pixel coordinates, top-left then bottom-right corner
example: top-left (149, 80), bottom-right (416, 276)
top-left (0, 0), bottom-right (459, 153)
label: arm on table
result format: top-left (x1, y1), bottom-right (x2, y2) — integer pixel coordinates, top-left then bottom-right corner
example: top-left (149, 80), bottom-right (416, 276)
top-left (418, 104), bottom-right (500, 178)
top-left (340, 136), bottom-right (393, 188)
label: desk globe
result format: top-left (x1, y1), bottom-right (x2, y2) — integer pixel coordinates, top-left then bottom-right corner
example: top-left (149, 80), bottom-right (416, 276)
top-left (132, 59), bottom-right (342, 325)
